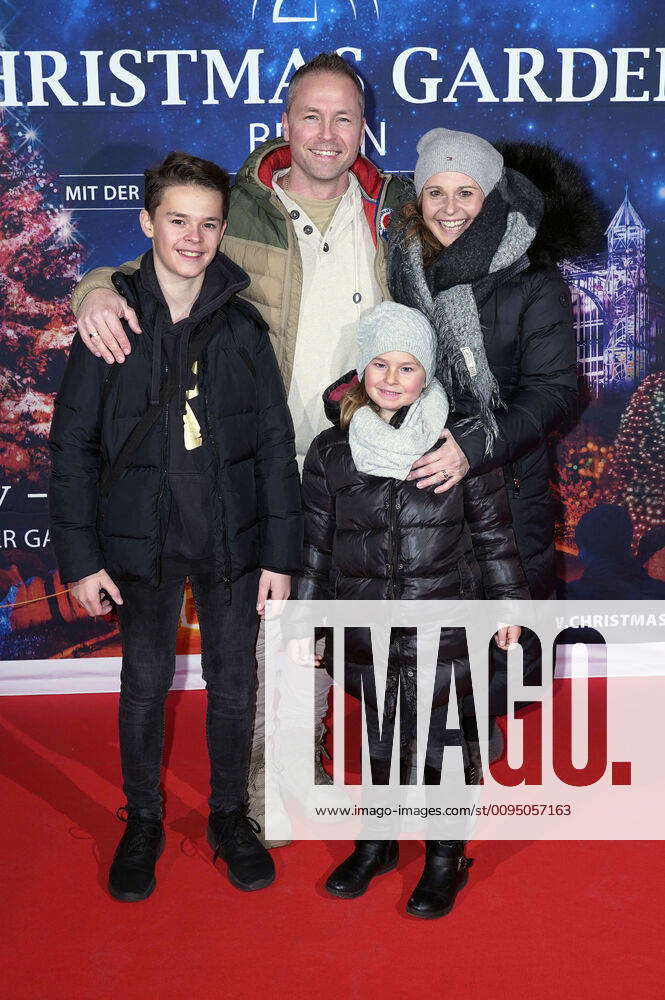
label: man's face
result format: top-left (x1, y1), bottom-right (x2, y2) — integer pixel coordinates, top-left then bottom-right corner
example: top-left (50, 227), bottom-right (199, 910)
top-left (140, 184), bottom-right (226, 281)
top-left (281, 71), bottom-right (365, 197)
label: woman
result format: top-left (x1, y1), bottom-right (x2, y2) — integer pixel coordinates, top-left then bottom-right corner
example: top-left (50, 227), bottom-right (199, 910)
top-left (389, 128), bottom-right (602, 605)
top-left (388, 128), bottom-right (602, 722)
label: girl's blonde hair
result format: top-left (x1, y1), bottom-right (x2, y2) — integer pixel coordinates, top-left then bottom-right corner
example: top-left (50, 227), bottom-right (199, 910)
top-left (339, 377), bottom-right (379, 430)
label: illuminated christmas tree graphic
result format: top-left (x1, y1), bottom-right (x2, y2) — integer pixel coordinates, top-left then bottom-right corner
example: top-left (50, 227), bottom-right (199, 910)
top-left (603, 371), bottom-right (665, 544)
top-left (0, 112), bottom-right (82, 483)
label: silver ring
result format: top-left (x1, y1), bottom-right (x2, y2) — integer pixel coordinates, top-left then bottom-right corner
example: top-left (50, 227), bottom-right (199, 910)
top-left (441, 469), bottom-right (451, 481)
top-left (88, 330), bottom-right (98, 339)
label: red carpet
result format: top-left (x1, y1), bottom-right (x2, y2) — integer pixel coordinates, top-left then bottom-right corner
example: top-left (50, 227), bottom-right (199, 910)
top-left (1, 690), bottom-right (663, 1000)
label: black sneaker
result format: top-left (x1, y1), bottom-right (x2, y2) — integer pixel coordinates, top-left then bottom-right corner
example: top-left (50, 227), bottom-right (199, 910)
top-left (108, 808), bottom-right (165, 902)
top-left (208, 807), bottom-right (275, 891)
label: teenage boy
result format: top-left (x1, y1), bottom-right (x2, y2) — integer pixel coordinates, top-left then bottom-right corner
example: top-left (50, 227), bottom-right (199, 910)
top-left (49, 152), bottom-right (302, 901)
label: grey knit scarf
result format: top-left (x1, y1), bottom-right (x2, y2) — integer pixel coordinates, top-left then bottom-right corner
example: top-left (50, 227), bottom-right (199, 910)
top-left (349, 379), bottom-right (449, 480)
top-left (388, 169), bottom-right (544, 456)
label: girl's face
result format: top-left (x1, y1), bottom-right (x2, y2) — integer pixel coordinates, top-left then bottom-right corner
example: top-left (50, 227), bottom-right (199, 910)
top-left (364, 351), bottom-right (427, 421)
top-left (421, 171), bottom-right (485, 247)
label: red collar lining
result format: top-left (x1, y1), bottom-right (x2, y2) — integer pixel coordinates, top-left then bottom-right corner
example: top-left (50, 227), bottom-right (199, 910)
top-left (255, 146), bottom-right (383, 198)
top-left (328, 374), bottom-right (359, 402)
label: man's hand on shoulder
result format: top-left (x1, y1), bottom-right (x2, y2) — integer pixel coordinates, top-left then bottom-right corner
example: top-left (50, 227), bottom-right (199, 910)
top-left (77, 287), bottom-right (141, 364)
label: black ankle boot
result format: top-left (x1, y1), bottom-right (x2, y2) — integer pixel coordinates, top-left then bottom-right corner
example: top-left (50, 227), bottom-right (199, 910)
top-left (108, 808), bottom-right (165, 902)
top-left (208, 806), bottom-right (275, 891)
top-left (406, 841), bottom-right (473, 919)
top-left (325, 840), bottom-right (399, 898)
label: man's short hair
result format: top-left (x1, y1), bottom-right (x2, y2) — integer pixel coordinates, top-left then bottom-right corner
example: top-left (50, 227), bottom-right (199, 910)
top-left (144, 151), bottom-right (230, 220)
top-left (285, 52), bottom-right (365, 114)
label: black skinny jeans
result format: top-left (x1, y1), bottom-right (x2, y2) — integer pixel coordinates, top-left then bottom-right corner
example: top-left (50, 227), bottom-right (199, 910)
top-left (118, 570), bottom-right (260, 818)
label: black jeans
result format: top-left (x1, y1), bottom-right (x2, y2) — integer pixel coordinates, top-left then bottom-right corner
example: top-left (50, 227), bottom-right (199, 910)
top-left (118, 570), bottom-right (260, 818)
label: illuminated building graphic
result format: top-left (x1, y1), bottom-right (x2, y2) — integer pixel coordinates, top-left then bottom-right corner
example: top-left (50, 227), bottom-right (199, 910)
top-left (562, 191), bottom-right (665, 392)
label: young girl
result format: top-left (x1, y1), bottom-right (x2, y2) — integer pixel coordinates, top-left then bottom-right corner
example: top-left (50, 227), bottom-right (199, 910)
top-left (289, 300), bottom-right (526, 919)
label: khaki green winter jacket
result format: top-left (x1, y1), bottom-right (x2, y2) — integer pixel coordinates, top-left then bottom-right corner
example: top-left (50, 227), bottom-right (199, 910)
top-left (70, 138), bottom-right (413, 391)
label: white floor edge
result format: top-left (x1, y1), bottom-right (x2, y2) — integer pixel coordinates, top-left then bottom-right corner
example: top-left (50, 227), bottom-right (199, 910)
top-left (1, 643), bottom-right (664, 695)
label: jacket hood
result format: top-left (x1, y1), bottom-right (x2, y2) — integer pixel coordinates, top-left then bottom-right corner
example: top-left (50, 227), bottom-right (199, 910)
top-left (494, 141), bottom-right (606, 267)
top-left (235, 137), bottom-right (388, 203)
top-left (112, 250), bottom-right (250, 326)
top-left (322, 370), bottom-right (358, 427)
top-left (112, 250), bottom-right (251, 409)
top-left (388, 140), bottom-right (605, 270)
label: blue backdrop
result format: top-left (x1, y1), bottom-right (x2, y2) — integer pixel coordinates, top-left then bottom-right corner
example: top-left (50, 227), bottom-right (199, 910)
top-left (1, 0), bottom-right (664, 666)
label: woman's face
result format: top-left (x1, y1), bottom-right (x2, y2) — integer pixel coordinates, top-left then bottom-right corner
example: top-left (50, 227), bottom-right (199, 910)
top-left (364, 351), bottom-right (426, 421)
top-left (421, 171), bottom-right (485, 248)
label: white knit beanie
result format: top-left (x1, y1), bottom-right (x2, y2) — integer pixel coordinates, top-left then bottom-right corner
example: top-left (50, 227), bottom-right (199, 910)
top-left (414, 127), bottom-right (504, 197)
top-left (356, 302), bottom-right (438, 385)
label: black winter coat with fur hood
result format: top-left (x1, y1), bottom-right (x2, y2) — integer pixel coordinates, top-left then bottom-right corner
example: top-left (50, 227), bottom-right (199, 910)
top-left (388, 143), bottom-right (604, 598)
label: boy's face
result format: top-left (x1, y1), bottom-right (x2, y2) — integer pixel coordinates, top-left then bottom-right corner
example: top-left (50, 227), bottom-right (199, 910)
top-left (364, 351), bottom-right (427, 419)
top-left (139, 184), bottom-right (226, 281)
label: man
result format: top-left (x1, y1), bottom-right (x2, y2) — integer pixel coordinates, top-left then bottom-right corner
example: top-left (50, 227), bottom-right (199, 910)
top-left (70, 52), bottom-right (413, 841)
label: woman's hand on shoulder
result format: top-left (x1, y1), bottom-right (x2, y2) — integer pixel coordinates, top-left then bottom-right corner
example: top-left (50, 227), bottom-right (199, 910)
top-left (406, 431), bottom-right (470, 494)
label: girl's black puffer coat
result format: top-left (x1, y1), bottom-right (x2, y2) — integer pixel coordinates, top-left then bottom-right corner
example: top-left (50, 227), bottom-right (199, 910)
top-left (295, 378), bottom-right (529, 713)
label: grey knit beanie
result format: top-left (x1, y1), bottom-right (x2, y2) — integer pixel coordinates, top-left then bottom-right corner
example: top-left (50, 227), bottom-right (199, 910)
top-left (414, 127), bottom-right (504, 197)
top-left (356, 302), bottom-right (437, 385)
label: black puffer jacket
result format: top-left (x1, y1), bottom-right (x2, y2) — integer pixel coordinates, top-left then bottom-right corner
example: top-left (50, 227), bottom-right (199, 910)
top-left (49, 252), bottom-right (302, 588)
top-left (295, 377), bottom-right (529, 711)
top-left (389, 143), bottom-right (604, 598)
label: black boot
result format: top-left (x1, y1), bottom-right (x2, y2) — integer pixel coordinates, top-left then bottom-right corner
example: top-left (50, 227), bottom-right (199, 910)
top-left (325, 841), bottom-right (399, 899)
top-left (108, 808), bottom-right (165, 902)
top-left (406, 841), bottom-right (473, 919)
top-left (208, 806), bottom-right (275, 891)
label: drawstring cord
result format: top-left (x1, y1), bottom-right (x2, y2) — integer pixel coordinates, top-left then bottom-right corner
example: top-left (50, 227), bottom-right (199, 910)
top-left (351, 207), bottom-right (363, 319)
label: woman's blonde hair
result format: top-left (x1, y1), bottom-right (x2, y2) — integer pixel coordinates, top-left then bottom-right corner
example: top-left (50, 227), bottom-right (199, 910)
top-left (339, 377), bottom-right (379, 430)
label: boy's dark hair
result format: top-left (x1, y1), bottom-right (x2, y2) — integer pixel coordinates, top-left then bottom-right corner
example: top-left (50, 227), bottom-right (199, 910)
top-left (144, 151), bottom-right (231, 219)
top-left (285, 52), bottom-right (364, 114)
